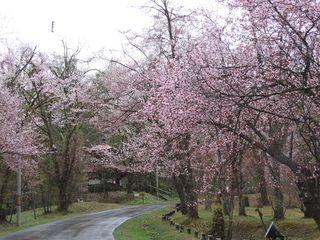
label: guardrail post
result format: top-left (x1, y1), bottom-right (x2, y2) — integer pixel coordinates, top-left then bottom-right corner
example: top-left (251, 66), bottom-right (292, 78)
top-left (200, 233), bottom-right (206, 240)
top-left (175, 223), bottom-right (180, 230)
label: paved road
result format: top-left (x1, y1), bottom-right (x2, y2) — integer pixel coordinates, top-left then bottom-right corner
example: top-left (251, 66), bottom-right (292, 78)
top-left (0, 205), bottom-right (164, 240)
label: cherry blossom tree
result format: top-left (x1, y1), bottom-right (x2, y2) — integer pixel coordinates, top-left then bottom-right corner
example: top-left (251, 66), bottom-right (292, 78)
top-left (0, 47), bottom-right (38, 221)
top-left (144, 0), bottom-right (320, 227)
top-left (0, 44), bottom-right (94, 212)
top-left (202, 0), bottom-right (320, 226)
top-left (121, 0), bottom-right (320, 227)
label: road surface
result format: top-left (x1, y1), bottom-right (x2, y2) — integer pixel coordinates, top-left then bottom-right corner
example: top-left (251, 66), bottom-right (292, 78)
top-left (0, 205), bottom-right (164, 240)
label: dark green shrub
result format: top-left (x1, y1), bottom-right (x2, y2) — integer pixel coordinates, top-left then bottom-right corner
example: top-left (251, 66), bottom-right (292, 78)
top-left (211, 205), bottom-right (225, 240)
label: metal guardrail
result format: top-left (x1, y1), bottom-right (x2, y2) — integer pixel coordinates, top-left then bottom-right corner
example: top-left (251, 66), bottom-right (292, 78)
top-left (147, 184), bottom-right (173, 195)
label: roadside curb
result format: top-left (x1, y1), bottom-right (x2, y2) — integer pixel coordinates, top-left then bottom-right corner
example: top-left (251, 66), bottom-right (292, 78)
top-left (162, 206), bottom-right (221, 240)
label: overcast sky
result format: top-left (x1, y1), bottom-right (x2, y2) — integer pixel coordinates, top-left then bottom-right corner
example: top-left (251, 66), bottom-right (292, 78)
top-left (0, 0), bottom-right (223, 58)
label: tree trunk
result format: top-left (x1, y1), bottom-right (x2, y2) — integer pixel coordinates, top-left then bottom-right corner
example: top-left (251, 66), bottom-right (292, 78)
top-left (115, 177), bottom-right (121, 186)
top-left (222, 196), bottom-right (230, 216)
top-left (57, 181), bottom-right (69, 212)
top-left (297, 176), bottom-right (320, 226)
top-left (226, 192), bottom-right (234, 240)
top-left (126, 173), bottom-right (134, 194)
top-left (32, 192), bottom-right (37, 219)
top-left (172, 175), bottom-right (188, 215)
top-left (0, 168), bottom-right (10, 222)
top-left (238, 172), bottom-right (246, 216)
top-left (255, 150), bottom-right (269, 206)
top-left (179, 172), bottom-right (199, 219)
top-left (172, 132), bottom-right (199, 218)
top-left (185, 188), bottom-right (199, 218)
top-left (303, 205), bottom-right (313, 218)
top-left (258, 163), bottom-right (269, 206)
top-left (273, 187), bottom-right (284, 219)
top-left (270, 161), bottom-right (284, 219)
top-left (188, 204), bottom-right (199, 218)
top-left (40, 185), bottom-right (48, 214)
top-left (260, 179), bottom-right (270, 206)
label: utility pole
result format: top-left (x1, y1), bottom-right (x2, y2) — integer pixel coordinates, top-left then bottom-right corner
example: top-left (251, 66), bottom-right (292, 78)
top-left (16, 154), bottom-right (21, 226)
top-left (156, 164), bottom-right (159, 198)
top-left (51, 21), bottom-right (55, 33)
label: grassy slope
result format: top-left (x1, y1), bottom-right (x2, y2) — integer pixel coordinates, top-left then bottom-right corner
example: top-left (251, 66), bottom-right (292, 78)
top-left (172, 205), bottom-right (320, 240)
top-left (115, 205), bottom-right (320, 240)
top-left (114, 208), bottom-right (194, 240)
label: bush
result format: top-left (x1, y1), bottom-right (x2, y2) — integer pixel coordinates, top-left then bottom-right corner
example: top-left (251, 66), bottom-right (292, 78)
top-left (211, 205), bottom-right (225, 240)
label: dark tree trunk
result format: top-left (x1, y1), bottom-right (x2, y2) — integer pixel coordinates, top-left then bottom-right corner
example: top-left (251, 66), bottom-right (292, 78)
top-left (172, 175), bottom-right (188, 215)
top-left (270, 161), bottom-right (284, 219)
top-left (238, 172), bottom-right (246, 216)
top-left (226, 192), bottom-right (235, 240)
top-left (297, 176), bottom-right (320, 226)
top-left (260, 179), bottom-right (270, 206)
top-left (239, 195), bottom-right (246, 216)
top-left (32, 191), bottom-right (37, 219)
top-left (40, 185), bottom-right (49, 214)
top-left (0, 168), bottom-right (10, 222)
top-left (254, 150), bottom-right (269, 206)
top-left (172, 134), bottom-right (199, 218)
top-left (303, 205), bottom-right (313, 218)
top-left (179, 171), bottom-right (199, 218)
top-left (126, 173), bottom-right (134, 194)
top-left (185, 181), bottom-right (198, 218)
top-left (222, 196), bottom-right (230, 216)
top-left (188, 204), bottom-right (199, 218)
top-left (273, 187), bottom-right (284, 219)
top-left (115, 177), bottom-right (121, 186)
top-left (57, 181), bottom-right (69, 212)
top-left (216, 194), bottom-right (222, 205)
top-left (258, 164), bottom-right (269, 206)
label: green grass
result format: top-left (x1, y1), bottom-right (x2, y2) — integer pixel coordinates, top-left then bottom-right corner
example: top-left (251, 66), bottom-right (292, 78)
top-left (127, 192), bottom-right (176, 205)
top-left (114, 204), bottom-right (320, 240)
top-left (171, 205), bottom-right (320, 240)
top-left (0, 201), bottom-right (122, 236)
top-left (114, 208), bottom-right (194, 240)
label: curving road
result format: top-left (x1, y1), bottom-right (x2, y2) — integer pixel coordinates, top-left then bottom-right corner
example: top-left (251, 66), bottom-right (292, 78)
top-left (0, 205), bottom-right (164, 240)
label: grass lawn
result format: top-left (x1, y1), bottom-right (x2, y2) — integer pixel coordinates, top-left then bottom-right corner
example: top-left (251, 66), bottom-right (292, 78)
top-left (114, 205), bottom-right (320, 240)
top-left (114, 208), bottom-right (194, 240)
top-left (0, 201), bottom-right (122, 237)
top-left (171, 205), bottom-right (320, 240)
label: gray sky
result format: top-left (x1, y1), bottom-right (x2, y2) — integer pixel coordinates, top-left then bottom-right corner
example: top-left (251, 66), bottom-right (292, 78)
top-left (0, 0), bottom-right (223, 58)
